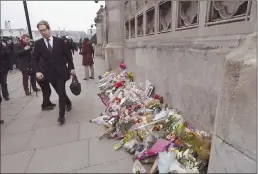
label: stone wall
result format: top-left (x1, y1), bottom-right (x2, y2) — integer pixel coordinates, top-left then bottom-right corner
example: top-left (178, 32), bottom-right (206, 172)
top-left (120, 0), bottom-right (257, 172)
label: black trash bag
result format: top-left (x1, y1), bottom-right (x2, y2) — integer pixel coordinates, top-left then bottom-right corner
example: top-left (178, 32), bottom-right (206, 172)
top-left (70, 75), bottom-right (81, 96)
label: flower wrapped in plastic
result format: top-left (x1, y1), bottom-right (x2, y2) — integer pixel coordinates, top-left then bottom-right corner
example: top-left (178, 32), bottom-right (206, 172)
top-left (128, 72), bottom-right (134, 80)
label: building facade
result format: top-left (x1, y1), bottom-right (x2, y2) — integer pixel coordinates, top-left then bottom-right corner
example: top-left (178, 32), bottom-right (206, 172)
top-left (99, 1), bottom-right (257, 172)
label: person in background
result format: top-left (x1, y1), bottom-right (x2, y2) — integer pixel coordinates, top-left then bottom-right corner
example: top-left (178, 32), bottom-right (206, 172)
top-left (6, 40), bottom-right (14, 71)
top-left (12, 37), bottom-right (20, 70)
top-left (68, 38), bottom-right (74, 55)
top-left (80, 38), bottom-right (94, 80)
top-left (0, 41), bottom-right (12, 101)
top-left (78, 38), bottom-right (82, 53)
top-left (14, 34), bottom-right (41, 96)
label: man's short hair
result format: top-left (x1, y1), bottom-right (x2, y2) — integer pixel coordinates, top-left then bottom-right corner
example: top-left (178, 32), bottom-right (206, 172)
top-left (37, 20), bottom-right (50, 29)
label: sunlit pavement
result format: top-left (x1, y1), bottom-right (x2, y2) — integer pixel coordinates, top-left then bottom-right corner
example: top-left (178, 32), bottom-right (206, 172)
top-left (1, 52), bottom-right (134, 173)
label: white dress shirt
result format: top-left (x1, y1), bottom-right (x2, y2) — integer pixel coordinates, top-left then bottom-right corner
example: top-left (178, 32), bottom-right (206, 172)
top-left (44, 36), bottom-right (53, 49)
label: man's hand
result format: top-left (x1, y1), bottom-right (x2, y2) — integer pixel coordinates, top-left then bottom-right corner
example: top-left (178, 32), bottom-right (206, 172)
top-left (70, 69), bottom-right (76, 76)
top-left (24, 45), bottom-right (30, 50)
top-left (36, 72), bottom-right (44, 80)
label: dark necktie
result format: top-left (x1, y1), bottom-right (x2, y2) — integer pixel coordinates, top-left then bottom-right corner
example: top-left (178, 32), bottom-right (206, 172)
top-left (46, 39), bottom-right (53, 53)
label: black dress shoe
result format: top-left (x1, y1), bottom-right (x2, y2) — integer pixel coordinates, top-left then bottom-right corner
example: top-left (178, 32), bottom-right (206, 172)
top-left (4, 96), bottom-right (10, 101)
top-left (0, 120), bottom-right (4, 124)
top-left (57, 117), bottom-right (65, 125)
top-left (49, 103), bottom-right (56, 107)
top-left (25, 91), bottom-right (31, 96)
top-left (66, 103), bottom-right (72, 112)
top-left (42, 105), bottom-right (55, 111)
top-left (90, 77), bottom-right (94, 79)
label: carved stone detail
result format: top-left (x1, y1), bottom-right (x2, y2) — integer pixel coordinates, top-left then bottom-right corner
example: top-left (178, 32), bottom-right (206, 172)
top-left (137, 14), bottom-right (143, 36)
top-left (94, 5), bottom-right (104, 24)
top-left (130, 19), bottom-right (135, 38)
top-left (146, 8), bottom-right (155, 35)
top-left (159, 1), bottom-right (172, 32)
top-left (178, 1), bottom-right (199, 28)
top-left (125, 21), bottom-right (129, 39)
top-left (125, 1), bottom-right (130, 16)
top-left (208, 1), bottom-right (249, 22)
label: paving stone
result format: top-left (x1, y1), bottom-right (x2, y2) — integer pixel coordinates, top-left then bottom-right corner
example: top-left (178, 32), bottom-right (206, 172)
top-left (26, 140), bottom-right (88, 173)
top-left (15, 98), bottom-right (43, 120)
top-left (27, 123), bottom-right (79, 150)
top-left (80, 158), bottom-right (134, 173)
top-left (79, 121), bottom-right (104, 140)
top-left (31, 109), bottom-right (60, 130)
top-left (1, 96), bottom-right (33, 116)
top-left (0, 115), bottom-right (16, 132)
top-left (75, 168), bottom-right (88, 173)
top-left (3, 117), bottom-right (37, 135)
top-left (1, 150), bottom-right (35, 173)
top-left (88, 138), bottom-right (130, 166)
top-left (1, 131), bottom-right (35, 155)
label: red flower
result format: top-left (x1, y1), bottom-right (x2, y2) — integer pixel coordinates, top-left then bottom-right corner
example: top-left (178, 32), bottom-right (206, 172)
top-left (120, 62), bottom-right (126, 69)
top-left (115, 81), bottom-right (123, 88)
top-left (154, 94), bottom-right (160, 99)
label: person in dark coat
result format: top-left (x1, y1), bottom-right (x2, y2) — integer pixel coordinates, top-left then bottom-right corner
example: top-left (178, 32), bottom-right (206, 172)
top-left (14, 34), bottom-right (40, 96)
top-left (0, 41), bottom-right (12, 101)
top-left (80, 38), bottom-right (94, 80)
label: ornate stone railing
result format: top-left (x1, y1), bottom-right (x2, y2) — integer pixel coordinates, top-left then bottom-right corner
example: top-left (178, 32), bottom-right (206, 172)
top-left (124, 0), bottom-right (255, 39)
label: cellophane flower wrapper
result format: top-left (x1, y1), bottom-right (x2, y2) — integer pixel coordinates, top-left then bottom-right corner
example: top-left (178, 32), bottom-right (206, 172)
top-left (137, 139), bottom-right (171, 160)
top-left (124, 138), bottom-right (139, 152)
top-left (158, 151), bottom-right (178, 173)
top-left (90, 115), bottom-right (111, 126)
top-left (132, 160), bottom-right (146, 174)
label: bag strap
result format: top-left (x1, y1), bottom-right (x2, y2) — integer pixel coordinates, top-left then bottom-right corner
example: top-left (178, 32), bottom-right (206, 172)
top-left (72, 75), bottom-right (78, 83)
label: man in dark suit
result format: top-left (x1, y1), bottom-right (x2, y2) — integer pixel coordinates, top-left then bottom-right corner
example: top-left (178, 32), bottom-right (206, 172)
top-left (33, 20), bottom-right (76, 124)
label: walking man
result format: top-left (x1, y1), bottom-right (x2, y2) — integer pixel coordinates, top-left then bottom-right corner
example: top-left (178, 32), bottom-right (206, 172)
top-left (33, 20), bottom-right (76, 124)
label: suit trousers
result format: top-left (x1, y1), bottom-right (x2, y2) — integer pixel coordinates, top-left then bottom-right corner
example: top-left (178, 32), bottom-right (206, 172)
top-left (37, 80), bottom-right (52, 107)
top-left (50, 79), bottom-right (71, 117)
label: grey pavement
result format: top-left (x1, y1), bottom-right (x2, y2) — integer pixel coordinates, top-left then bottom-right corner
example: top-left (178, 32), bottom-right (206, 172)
top-left (1, 53), bottom-right (134, 173)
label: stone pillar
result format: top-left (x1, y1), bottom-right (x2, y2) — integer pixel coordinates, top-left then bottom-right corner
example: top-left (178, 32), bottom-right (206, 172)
top-left (95, 22), bottom-right (103, 56)
top-left (104, 1), bottom-right (124, 71)
top-left (208, 32), bottom-right (257, 173)
top-left (94, 5), bottom-right (105, 57)
top-left (102, 8), bottom-right (107, 59)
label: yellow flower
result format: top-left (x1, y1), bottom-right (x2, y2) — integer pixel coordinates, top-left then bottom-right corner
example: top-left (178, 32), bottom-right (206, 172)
top-left (128, 72), bottom-right (134, 79)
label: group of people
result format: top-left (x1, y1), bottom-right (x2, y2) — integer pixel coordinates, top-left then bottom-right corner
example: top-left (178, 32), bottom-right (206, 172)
top-left (0, 20), bottom-right (95, 125)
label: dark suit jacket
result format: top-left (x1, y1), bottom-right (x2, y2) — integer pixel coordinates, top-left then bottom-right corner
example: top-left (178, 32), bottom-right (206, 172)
top-left (32, 37), bottom-right (74, 82)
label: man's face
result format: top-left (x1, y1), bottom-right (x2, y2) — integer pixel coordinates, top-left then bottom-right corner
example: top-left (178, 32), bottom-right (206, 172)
top-left (22, 36), bottom-right (30, 44)
top-left (38, 24), bottom-right (51, 39)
